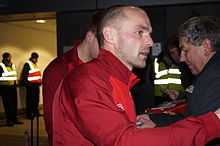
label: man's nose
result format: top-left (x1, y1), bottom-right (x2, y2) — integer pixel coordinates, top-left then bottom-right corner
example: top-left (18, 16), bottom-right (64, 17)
top-left (179, 52), bottom-right (186, 62)
top-left (145, 36), bottom-right (154, 48)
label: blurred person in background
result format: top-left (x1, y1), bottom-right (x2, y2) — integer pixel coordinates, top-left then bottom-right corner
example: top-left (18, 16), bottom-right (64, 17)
top-left (150, 34), bottom-right (194, 106)
top-left (42, 11), bottom-right (102, 145)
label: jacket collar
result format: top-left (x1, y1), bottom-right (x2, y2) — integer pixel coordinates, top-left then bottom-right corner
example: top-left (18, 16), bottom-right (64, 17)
top-left (71, 40), bottom-right (81, 64)
top-left (66, 40), bottom-right (82, 72)
top-left (95, 49), bottom-right (139, 89)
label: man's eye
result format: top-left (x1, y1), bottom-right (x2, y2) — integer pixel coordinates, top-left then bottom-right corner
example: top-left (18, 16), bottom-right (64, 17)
top-left (137, 31), bottom-right (143, 35)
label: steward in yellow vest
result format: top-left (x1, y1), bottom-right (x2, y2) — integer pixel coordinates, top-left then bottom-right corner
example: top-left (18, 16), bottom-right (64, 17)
top-left (151, 52), bottom-right (184, 105)
top-left (21, 52), bottom-right (42, 119)
top-left (150, 34), bottom-right (195, 106)
top-left (0, 52), bottom-right (23, 126)
top-left (0, 62), bottom-right (17, 85)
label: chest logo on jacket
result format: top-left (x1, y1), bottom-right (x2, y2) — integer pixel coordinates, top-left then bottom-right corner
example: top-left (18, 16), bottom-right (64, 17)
top-left (117, 103), bottom-right (125, 110)
top-left (185, 85), bottom-right (194, 93)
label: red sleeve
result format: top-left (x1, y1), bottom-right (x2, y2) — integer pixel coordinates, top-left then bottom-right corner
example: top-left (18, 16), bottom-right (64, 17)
top-left (198, 112), bottom-right (220, 142)
top-left (168, 112), bottom-right (220, 146)
top-left (57, 73), bottom-right (220, 146)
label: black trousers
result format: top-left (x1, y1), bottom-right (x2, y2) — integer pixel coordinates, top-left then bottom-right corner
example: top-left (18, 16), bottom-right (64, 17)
top-left (0, 85), bottom-right (18, 123)
top-left (26, 85), bottom-right (40, 117)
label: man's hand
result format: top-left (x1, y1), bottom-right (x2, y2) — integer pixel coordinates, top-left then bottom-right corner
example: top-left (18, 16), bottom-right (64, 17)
top-left (136, 114), bottom-right (150, 121)
top-left (136, 114), bottom-right (156, 128)
top-left (165, 89), bottom-right (180, 101)
top-left (163, 110), bottom-right (176, 115)
top-left (215, 108), bottom-right (220, 120)
top-left (136, 119), bottom-right (156, 128)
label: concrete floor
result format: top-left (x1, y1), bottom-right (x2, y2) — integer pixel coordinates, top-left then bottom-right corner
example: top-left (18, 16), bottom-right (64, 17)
top-left (0, 116), bottom-right (49, 146)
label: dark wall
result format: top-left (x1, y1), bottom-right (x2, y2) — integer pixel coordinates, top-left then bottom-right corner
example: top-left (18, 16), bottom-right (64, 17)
top-left (145, 6), bottom-right (166, 51)
top-left (56, 10), bottom-right (97, 55)
top-left (166, 3), bottom-right (220, 36)
top-left (1, 0), bottom-right (220, 14)
top-left (97, 0), bottom-right (212, 8)
top-left (0, 0), bottom-right (97, 14)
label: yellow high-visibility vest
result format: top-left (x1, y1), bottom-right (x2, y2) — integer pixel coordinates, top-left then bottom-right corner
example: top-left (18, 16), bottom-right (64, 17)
top-left (153, 58), bottom-right (184, 97)
top-left (26, 61), bottom-right (42, 83)
top-left (0, 62), bottom-right (18, 85)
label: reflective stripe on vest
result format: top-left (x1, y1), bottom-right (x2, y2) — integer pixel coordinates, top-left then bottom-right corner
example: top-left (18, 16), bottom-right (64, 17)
top-left (2, 71), bottom-right (17, 76)
top-left (0, 63), bottom-right (17, 85)
top-left (26, 61), bottom-right (42, 83)
top-left (0, 77), bottom-right (17, 81)
top-left (153, 58), bottom-right (184, 97)
top-left (154, 58), bottom-right (181, 79)
top-left (154, 78), bottom-right (182, 85)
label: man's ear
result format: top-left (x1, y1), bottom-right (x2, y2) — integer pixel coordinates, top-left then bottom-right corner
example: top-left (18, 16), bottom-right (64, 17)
top-left (85, 31), bottom-right (95, 43)
top-left (202, 39), bottom-right (212, 56)
top-left (102, 26), bottom-right (116, 45)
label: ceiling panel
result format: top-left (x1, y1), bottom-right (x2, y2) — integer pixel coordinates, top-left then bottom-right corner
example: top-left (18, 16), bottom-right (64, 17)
top-left (0, 12), bottom-right (56, 32)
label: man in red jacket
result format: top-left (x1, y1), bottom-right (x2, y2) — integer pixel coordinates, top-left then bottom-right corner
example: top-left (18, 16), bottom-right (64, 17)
top-left (42, 12), bottom-right (102, 145)
top-left (52, 6), bottom-right (220, 146)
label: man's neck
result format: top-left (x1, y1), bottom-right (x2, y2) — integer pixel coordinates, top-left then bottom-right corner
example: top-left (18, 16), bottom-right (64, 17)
top-left (30, 58), bottom-right (36, 64)
top-left (103, 44), bottom-right (133, 71)
top-left (3, 60), bottom-right (12, 66)
top-left (77, 41), bottom-right (92, 63)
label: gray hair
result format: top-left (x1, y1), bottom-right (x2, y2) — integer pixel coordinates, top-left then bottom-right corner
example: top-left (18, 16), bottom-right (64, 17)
top-left (178, 15), bottom-right (220, 52)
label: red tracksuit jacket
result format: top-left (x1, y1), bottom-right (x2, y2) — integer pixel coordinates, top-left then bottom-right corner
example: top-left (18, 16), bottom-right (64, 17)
top-left (43, 40), bottom-right (82, 145)
top-left (53, 49), bottom-right (220, 146)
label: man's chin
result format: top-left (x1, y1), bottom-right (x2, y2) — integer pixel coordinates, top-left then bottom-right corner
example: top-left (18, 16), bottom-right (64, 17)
top-left (134, 62), bottom-right (146, 69)
top-left (190, 69), bottom-right (198, 75)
